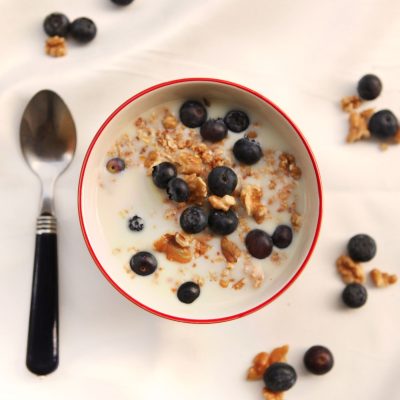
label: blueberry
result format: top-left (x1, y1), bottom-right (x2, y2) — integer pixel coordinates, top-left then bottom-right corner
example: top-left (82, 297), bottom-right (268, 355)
top-left (272, 225), bottom-right (293, 249)
top-left (304, 345), bottom-right (334, 375)
top-left (200, 118), bottom-right (227, 142)
top-left (342, 283), bottom-right (367, 308)
top-left (111, 0), bottom-right (134, 5)
top-left (347, 234), bottom-right (376, 262)
top-left (43, 13), bottom-right (70, 37)
top-left (208, 209), bottom-right (238, 235)
top-left (245, 229), bottom-right (273, 259)
top-left (207, 166), bottom-right (238, 197)
top-left (233, 137), bottom-right (262, 165)
top-left (106, 157), bottom-right (125, 173)
top-left (130, 251), bottom-right (157, 276)
top-left (128, 215), bottom-right (144, 232)
top-left (167, 177), bottom-right (190, 202)
top-left (263, 363), bottom-right (297, 393)
top-left (368, 110), bottom-right (398, 140)
top-left (179, 100), bottom-right (207, 128)
top-left (180, 206), bottom-right (208, 234)
top-left (152, 162), bottom-right (177, 189)
top-left (70, 17), bottom-right (97, 43)
top-left (357, 74), bottom-right (382, 100)
top-left (177, 281), bottom-right (200, 304)
top-left (224, 110), bottom-right (250, 133)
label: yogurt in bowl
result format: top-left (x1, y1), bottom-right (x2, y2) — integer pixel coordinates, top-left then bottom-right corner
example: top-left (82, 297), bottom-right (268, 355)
top-left (79, 78), bottom-right (322, 323)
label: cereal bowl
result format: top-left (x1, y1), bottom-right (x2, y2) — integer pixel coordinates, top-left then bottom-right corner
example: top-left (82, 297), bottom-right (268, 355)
top-left (78, 78), bottom-right (322, 323)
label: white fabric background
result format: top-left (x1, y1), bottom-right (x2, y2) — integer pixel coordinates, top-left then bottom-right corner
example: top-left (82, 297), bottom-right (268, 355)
top-left (1, 0), bottom-right (399, 398)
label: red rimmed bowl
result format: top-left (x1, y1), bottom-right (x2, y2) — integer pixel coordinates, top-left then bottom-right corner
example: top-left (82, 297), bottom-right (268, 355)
top-left (78, 78), bottom-right (322, 323)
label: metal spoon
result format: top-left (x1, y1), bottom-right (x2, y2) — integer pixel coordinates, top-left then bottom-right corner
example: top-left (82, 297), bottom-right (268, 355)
top-left (20, 90), bottom-right (76, 375)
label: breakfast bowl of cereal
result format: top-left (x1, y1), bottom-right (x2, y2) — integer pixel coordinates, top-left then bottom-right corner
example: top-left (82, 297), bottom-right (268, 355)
top-left (78, 78), bottom-right (322, 323)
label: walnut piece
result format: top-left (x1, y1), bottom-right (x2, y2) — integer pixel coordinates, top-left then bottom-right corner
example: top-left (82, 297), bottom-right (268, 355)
top-left (340, 95), bottom-right (363, 113)
top-left (143, 150), bottom-right (160, 170)
top-left (240, 185), bottom-right (269, 224)
top-left (45, 36), bottom-right (67, 57)
top-left (183, 174), bottom-right (207, 204)
top-left (370, 268), bottom-right (398, 288)
top-left (232, 278), bottom-right (245, 290)
top-left (346, 110), bottom-right (373, 143)
top-left (336, 255), bottom-right (365, 284)
top-left (193, 235), bottom-right (212, 257)
top-left (289, 202), bottom-right (302, 232)
top-left (278, 153), bottom-right (302, 180)
top-left (208, 195), bottom-right (236, 211)
top-left (220, 237), bottom-right (241, 263)
top-left (175, 232), bottom-right (193, 248)
top-left (154, 233), bottom-right (192, 263)
top-left (162, 114), bottom-right (178, 129)
top-left (246, 345), bottom-right (289, 381)
top-left (176, 151), bottom-right (203, 175)
top-left (262, 388), bottom-right (284, 400)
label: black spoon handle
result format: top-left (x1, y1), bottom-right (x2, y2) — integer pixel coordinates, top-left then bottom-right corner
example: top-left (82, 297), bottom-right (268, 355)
top-left (26, 214), bottom-right (59, 375)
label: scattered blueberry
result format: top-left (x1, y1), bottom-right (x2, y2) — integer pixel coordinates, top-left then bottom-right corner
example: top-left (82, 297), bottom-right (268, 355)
top-left (272, 225), bottom-right (293, 249)
top-left (111, 0), bottom-right (134, 5)
top-left (224, 110), bottom-right (250, 133)
top-left (70, 17), bottom-right (97, 43)
top-left (208, 209), bottom-right (238, 235)
top-left (179, 100), bottom-right (207, 128)
top-left (200, 118), bottom-right (228, 142)
top-left (245, 229), bottom-right (273, 259)
top-left (106, 157), bottom-right (125, 173)
top-left (180, 206), bottom-right (208, 234)
top-left (177, 281), bottom-right (201, 304)
top-left (347, 234), bottom-right (376, 262)
top-left (167, 177), bottom-right (190, 203)
top-left (207, 166), bottom-right (238, 197)
top-left (43, 13), bottom-right (70, 37)
top-left (304, 345), bottom-right (334, 375)
top-left (130, 251), bottom-right (157, 276)
top-left (357, 74), bottom-right (382, 100)
top-left (152, 162), bottom-right (177, 189)
top-left (368, 110), bottom-right (398, 140)
top-left (128, 215), bottom-right (144, 232)
top-left (342, 283), bottom-right (368, 308)
top-left (263, 362), bottom-right (297, 393)
top-left (233, 137), bottom-right (263, 165)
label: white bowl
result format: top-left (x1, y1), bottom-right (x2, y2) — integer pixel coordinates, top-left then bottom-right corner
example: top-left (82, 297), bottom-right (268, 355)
top-left (78, 78), bottom-right (322, 323)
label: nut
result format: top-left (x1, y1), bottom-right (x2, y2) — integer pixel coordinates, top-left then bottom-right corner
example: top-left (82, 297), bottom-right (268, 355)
top-left (176, 151), bottom-right (203, 175)
top-left (336, 255), bottom-right (365, 284)
top-left (370, 268), bottom-right (398, 288)
top-left (240, 185), bottom-right (269, 224)
top-left (289, 202), bottom-right (302, 232)
top-left (143, 150), bottom-right (160, 169)
top-left (246, 345), bottom-right (289, 381)
top-left (340, 95), bottom-right (363, 113)
top-left (346, 110), bottom-right (373, 143)
top-left (154, 233), bottom-right (192, 263)
top-left (45, 36), bottom-right (67, 57)
top-left (220, 237), bottom-right (241, 263)
top-left (162, 114), bottom-right (178, 129)
top-left (262, 388), bottom-right (284, 400)
top-left (233, 278), bottom-right (245, 290)
top-left (175, 232), bottom-right (193, 248)
top-left (183, 174), bottom-right (207, 204)
top-left (194, 235), bottom-right (212, 257)
top-left (208, 195), bottom-right (236, 211)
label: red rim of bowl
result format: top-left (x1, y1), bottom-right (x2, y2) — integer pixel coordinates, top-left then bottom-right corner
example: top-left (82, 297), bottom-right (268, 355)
top-left (78, 77), bottom-right (323, 324)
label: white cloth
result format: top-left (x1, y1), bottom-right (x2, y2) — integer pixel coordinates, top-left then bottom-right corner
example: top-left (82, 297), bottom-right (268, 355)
top-left (1, 0), bottom-right (399, 398)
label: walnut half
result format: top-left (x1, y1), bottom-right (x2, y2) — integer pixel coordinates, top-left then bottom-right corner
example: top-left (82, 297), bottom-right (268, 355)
top-left (336, 255), bottom-right (365, 284)
top-left (240, 185), bottom-right (269, 224)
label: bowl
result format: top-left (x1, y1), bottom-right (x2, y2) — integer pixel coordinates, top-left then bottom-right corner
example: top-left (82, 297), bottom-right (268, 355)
top-left (78, 78), bottom-right (322, 323)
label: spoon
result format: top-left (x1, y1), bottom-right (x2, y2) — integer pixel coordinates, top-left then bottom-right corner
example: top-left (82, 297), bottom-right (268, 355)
top-left (20, 90), bottom-right (76, 375)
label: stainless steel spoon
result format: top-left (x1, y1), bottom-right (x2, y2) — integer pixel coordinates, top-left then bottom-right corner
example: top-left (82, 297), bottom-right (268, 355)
top-left (20, 90), bottom-right (76, 375)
